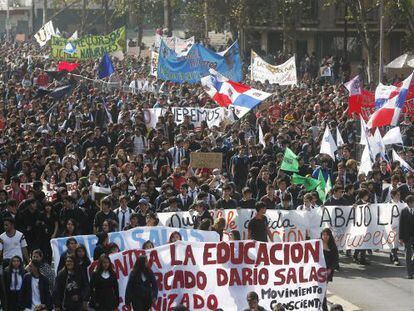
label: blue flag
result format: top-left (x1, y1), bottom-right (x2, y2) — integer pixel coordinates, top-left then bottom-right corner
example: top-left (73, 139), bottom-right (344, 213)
top-left (98, 53), bottom-right (114, 79)
top-left (157, 40), bottom-right (242, 84)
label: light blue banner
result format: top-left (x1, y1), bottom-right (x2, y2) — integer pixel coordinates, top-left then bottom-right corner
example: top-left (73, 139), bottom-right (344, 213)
top-left (157, 40), bottom-right (242, 83)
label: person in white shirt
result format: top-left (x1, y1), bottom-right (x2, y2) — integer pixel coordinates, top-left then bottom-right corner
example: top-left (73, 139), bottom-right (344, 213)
top-left (128, 73), bottom-right (144, 94)
top-left (0, 218), bottom-right (29, 268)
top-left (114, 195), bottom-right (133, 231)
top-left (133, 129), bottom-right (147, 155)
top-left (296, 193), bottom-right (315, 211)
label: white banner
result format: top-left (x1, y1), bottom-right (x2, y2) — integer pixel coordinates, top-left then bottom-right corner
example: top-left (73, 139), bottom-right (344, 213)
top-left (143, 107), bottom-right (234, 129)
top-left (150, 51), bottom-right (159, 77)
top-left (90, 240), bottom-right (326, 310)
top-left (158, 204), bottom-right (404, 250)
top-left (34, 21), bottom-right (55, 47)
top-left (51, 226), bottom-right (219, 272)
top-left (251, 51), bottom-right (297, 85)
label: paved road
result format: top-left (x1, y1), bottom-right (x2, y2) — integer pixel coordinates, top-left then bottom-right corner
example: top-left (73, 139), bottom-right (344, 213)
top-left (327, 251), bottom-right (414, 311)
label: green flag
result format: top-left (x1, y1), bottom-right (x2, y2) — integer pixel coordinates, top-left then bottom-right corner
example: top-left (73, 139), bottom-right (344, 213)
top-left (316, 170), bottom-right (327, 202)
top-left (280, 147), bottom-right (299, 172)
top-left (325, 175), bottom-right (332, 197)
top-left (292, 173), bottom-right (319, 191)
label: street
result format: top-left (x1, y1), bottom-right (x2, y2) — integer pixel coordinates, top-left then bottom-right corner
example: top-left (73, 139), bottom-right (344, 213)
top-left (327, 251), bottom-right (414, 311)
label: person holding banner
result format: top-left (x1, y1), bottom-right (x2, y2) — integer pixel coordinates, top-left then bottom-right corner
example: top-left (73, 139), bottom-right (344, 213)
top-left (125, 254), bottom-right (158, 311)
top-left (89, 254), bottom-right (119, 311)
top-left (247, 202), bottom-right (273, 242)
top-left (321, 228), bottom-right (339, 311)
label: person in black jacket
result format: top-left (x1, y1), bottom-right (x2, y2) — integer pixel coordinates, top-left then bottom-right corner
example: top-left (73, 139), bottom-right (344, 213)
top-left (18, 259), bottom-right (52, 310)
top-left (57, 238), bottom-right (78, 272)
top-left (193, 202), bottom-right (213, 230)
top-left (399, 195), bottom-right (414, 279)
top-left (125, 254), bottom-right (158, 311)
top-left (93, 232), bottom-right (109, 261)
top-left (321, 228), bottom-right (339, 311)
top-left (53, 254), bottom-right (89, 311)
top-left (4, 255), bottom-right (25, 311)
top-left (89, 254), bottom-right (119, 311)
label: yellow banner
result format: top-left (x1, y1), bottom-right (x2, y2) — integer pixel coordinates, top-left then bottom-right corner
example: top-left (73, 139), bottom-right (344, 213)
top-left (51, 27), bottom-right (126, 59)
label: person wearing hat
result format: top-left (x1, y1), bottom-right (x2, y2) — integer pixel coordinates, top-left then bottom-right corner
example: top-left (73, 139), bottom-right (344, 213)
top-left (243, 291), bottom-right (265, 311)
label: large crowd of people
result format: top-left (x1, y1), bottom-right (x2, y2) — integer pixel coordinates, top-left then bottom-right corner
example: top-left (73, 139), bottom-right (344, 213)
top-left (0, 36), bottom-right (413, 311)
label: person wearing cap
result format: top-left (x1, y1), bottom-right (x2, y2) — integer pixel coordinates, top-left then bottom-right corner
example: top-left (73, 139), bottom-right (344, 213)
top-left (243, 291), bottom-right (265, 311)
top-left (137, 198), bottom-right (150, 226)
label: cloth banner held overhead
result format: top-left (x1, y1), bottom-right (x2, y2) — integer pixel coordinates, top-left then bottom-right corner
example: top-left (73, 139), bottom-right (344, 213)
top-left (91, 240), bottom-right (326, 310)
top-left (157, 40), bottom-right (242, 83)
top-left (50, 27), bottom-right (126, 59)
top-left (156, 204), bottom-right (404, 250)
top-left (143, 107), bottom-right (235, 129)
top-left (50, 226), bottom-right (219, 273)
top-left (251, 51), bottom-right (297, 85)
top-left (34, 21), bottom-right (55, 47)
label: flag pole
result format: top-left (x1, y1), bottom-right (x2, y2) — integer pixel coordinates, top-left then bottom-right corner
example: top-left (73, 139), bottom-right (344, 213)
top-left (378, 0), bottom-right (384, 84)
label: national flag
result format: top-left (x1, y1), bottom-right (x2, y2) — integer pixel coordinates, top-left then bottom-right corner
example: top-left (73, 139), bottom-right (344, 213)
top-left (367, 71), bottom-right (414, 128)
top-left (280, 147), bottom-right (299, 172)
top-left (34, 21), bottom-right (55, 47)
top-left (320, 126), bottom-right (337, 161)
top-left (98, 53), bottom-right (115, 79)
top-left (57, 62), bottom-right (79, 72)
top-left (375, 83), bottom-right (397, 108)
top-left (292, 173), bottom-right (320, 191)
top-left (344, 75), bottom-right (377, 119)
top-left (392, 149), bottom-right (414, 173)
top-left (382, 127), bottom-right (403, 145)
top-left (201, 69), bottom-right (271, 119)
top-left (336, 127), bottom-right (344, 147)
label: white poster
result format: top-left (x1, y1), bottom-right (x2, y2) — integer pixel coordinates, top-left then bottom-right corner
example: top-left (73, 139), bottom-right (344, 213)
top-left (251, 51), bottom-right (297, 85)
top-left (150, 51), bottom-right (159, 77)
top-left (34, 21), bottom-right (55, 47)
top-left (93, 240), bottom-right (326, 311)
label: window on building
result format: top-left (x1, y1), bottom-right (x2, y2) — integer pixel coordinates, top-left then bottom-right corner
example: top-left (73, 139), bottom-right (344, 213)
top-left (333, 36), bottom-right (362, 61)
top-left (302, 0), bottom-right (318, 20)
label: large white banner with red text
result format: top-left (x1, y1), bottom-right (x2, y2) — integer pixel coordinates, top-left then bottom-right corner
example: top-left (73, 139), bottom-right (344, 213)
top-left (90, 240), bottom-right (326, 311)
top-left (157, 204), bottom-right (404, 250)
